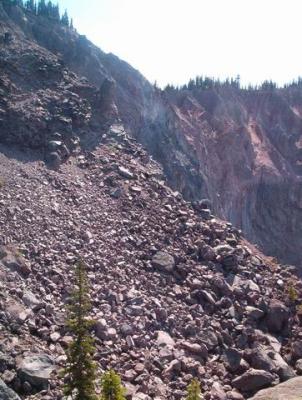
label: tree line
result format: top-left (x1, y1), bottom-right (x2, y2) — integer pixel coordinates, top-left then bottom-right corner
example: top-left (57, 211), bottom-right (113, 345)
top-left (0, 0), bottom-right (73, 28)
top-left (164, 75), bottom-right (302, 93)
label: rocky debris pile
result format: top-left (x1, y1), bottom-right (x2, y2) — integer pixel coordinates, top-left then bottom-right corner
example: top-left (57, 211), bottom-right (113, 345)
top-left (0, 43), bottom-right (94, 152)
top-left (0, 123), bottom-right (301, 399)
top-left (0, 3), bottom-right (117, 168)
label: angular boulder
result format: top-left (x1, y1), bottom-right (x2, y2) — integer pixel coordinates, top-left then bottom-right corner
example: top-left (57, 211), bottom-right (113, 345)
top-left (223, 348), bottom-right (242, 372)
top-left (0, 379), bottom-right (21, 400)
top-left (249, 344), bottom-right (295, 381)
top-left (17, 354), bottom-right (54, 390)
top-left (0, 246), bottom-right (31, 276)
top-left (181, 341), bottom-right (208, 359)
top-left (265, 300), bottom-right (289, 333)
top-left (232, 369), bottom-right (275, 392)
top-left (156, 331), bottom-right (175, 347)
top-left (292, 341), bottom-right (302, 359)
top-left (247, 376), bottom-right (302, 399)
top-left (152, 251), bottom-right (175, 273)
top-left (118, 166), bottom-right (134, 179)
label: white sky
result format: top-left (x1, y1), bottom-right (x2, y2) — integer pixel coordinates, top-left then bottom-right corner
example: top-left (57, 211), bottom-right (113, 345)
top-left (57, 0), bottom-right (302, 88)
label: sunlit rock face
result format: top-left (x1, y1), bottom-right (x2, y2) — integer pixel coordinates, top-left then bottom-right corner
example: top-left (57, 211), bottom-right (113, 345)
top-left (156, 87), bottom-right (302, 269)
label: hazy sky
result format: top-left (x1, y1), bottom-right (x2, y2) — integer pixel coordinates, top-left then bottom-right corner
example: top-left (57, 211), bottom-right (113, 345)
top-left (57, 0), bottom-right (302, 88)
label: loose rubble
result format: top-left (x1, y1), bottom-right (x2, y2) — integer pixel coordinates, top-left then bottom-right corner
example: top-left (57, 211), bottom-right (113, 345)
top-left (0, 122), bottom-right (301, 400)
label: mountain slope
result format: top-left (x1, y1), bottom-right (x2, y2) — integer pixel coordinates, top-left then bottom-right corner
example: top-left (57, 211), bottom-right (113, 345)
top-left (0, 124), bottom-right (301, 400)
top-left (0, 4), bottom-right (302, 400)
top-left (2, 2), bottom-right (301, 269)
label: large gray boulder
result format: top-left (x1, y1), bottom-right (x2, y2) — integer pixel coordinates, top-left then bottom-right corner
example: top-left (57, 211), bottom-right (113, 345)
top-left (0, 379), bottom-right (21, 400)
top-left (232, 369), bottom-right (276, 392)
top-left (248, 344), bottom-right (296, 381)
top-left (156, 331), bottom-right (175, 347)
top-left (247, 376), bottom-right (302, 399)
top-left (292, 341), bottom-right (302, 359)
top-left (152, 251), bottom-right (175, 273)
top-left (265, 300), bottom-right (289, 333)
top-left (0, 245), bottom-right (31, 276)
top-left (17, 354), bottom-right (55, 390)
top-left (223, 348), bottom-right (242, 372)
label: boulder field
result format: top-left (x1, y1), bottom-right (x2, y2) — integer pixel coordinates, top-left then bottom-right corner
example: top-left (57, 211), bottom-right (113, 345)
top-left (0, 124), bottom-right (301, 399)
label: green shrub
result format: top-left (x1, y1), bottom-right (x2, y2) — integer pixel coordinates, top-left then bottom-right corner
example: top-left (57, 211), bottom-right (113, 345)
top-left (296, 304), bottom-right (302, 316)
top-left (0, 176), bottom-right (5, 188)
top-left (186, 378), bottom-right (202, 400)
top-left (100, 370), bottom-right (126, 400)
top-left (287, 283), bottom-right (298, 303)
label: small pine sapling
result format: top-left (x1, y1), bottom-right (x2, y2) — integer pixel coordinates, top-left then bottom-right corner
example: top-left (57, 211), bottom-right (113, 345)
top-left (63, 260), bottom-right (98, 400)
top-left (100, 370), bottom-right (126, 400)
top-left (186, 378), bottom-right (202, 400)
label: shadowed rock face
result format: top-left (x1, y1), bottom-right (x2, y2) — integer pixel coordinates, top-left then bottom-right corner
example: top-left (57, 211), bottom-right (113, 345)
top-left (0, 3), bottom-right (301, 268)
top-left (161, 88), bottom-right (302, 269)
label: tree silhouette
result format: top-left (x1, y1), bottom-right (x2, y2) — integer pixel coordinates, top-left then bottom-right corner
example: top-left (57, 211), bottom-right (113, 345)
top-left (37, 0), bottom-right (46, 15)
top-left (25, 0), bottom-right (36, 13)
top-left (61, 9), bottom-right (69, 26)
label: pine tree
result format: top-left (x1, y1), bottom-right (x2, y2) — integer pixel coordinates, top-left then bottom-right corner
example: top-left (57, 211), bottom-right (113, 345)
top-left (2, 0), bottom-right (24, 6)
top-left (100, 370), bottom-right (126, 400)
top-left (63, 260), bottom-right (98, 400)
top-left (61, 8), bottom-right (69, 26)
top-left (37, 0), bottom-right (46, 15)
top-left (25, 0), bottom-right (36, 13)
top-left (46, 0), bottom-right (52, 17)
top-left (186, 378), bottom-right (202, 400)
top-left (52, 2), bottom-right (59, 20)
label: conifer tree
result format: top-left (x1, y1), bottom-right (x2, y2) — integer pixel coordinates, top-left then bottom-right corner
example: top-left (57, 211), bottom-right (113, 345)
top-left (186, 378), bottom-right (202, 400)
top-left (63, 260), bottom-right (98, 400)
top-left (61, 8), bottom-right (69, 26)
top-left (2, 0), bottom-right (23, 6)
top-left (46, 0), bottom-right (52, 17)
top-left (37, 0), bottom-right (46, 15)
top-left (100, 370), bottom-right (126, 400)
top-left (52, 2), bottom-right (59, 20)
top-left (25, 0), bottom-right (36, 13)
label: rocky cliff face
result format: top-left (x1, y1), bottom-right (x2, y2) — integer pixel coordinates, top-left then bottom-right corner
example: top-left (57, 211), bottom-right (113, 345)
top-left (161, 88), bottom-right (302, 269)
top-left (1, 2), bottom-right (302, 270)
